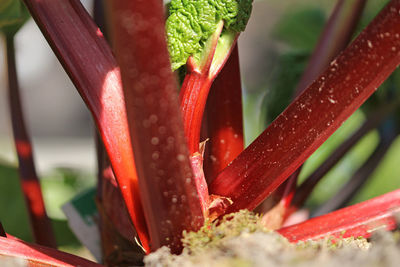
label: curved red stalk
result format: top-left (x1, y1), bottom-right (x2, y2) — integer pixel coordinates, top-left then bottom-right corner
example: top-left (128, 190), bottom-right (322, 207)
top-left (204, 45), bottom-right (244, 182)
top-left (0, 236), bottom-right (102, 266)
top-left (110, 0), bottom-right (204, 253)
top-left (278, 189), bottom-right (400, 242)
top-left (210, 0), bottom-right (400, 213)
top-left (181, 73), bottom-right (213, 154)
top-left (179, 72), bottom-right (213, 216)
top-left (22, 0), bottom-right (150, 250)
top-left (178, 21), bottom-right (239, 218)
top-left (180, 23), bottom-right (237, 153)
top-left (5, 36), bottom-right (56, 248)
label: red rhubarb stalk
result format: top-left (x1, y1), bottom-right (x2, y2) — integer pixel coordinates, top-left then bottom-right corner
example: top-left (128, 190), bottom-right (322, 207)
top-left (204, 45), bottom-right (244, 182)
top-left (169, 1), bottom-right (253, 217)
top-left (5, 36), bottom-right (56, 248)
top-left (278, 189), bottom-right (400, 242)
top-left (22, 0), bottom-right (150, 250)
top-left (0, 236), bottom-right (102, 267)
top-left (180, 20), bottom-right (231, 154)
top-left (210, 0), bottom-right (400, 213)
top-left (110, 0), bottom-right (204, 253)
top-left (261, 0), bottom-right (367, 228)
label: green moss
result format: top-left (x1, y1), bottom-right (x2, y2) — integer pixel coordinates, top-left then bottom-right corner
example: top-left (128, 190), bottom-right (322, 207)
top-left (182, 210), bottom-right (267, 253)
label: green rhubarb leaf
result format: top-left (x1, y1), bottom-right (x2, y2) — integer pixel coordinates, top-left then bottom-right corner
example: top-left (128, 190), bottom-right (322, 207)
top-left (166, 0), bottom-right (253, 70)
top-left (0, 0), bottom-right (30, 35)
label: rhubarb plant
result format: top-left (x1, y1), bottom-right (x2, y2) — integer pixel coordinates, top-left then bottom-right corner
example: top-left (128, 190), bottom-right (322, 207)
top-left (169, 0), bottom-right (252, 152)
top-left (1, 0), bottom-right (400, 266)
top-left (166, 0), bottom-right (253, 217)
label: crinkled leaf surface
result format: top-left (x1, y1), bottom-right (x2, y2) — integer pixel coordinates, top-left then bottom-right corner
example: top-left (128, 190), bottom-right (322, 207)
top-left (166, 0), bottom-right (253, 70)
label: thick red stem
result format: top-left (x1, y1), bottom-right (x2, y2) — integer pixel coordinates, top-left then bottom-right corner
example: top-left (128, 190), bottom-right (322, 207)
top-left (180, 22), bottom-right (237, 154)
top-left (0, 236), bottom-right (102, 266)
top-left (204, 45), bottom-right (244, 182)
top-left (278, 189), bottom-right (400, 242)
top-left (110, 0), bottom-right (204, 253)
top-left (180, 73), bottom-right (213, 154)
top-left (5, 36), bottom-right (56, 248)
top-left (190, 152), bottom-right (210, 215)
top-left (22, 0), bottom-right (150, 250)
top-left (264, 0), bottom-right (367, 226)
top-left (178, 22), bottom-right (240, 219)
top-left (210, 0), bottom-right (400, 213)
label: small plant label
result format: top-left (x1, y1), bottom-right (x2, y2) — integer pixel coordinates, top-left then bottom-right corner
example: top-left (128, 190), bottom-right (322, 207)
top-left (62, 187), bottom-right (101, 261)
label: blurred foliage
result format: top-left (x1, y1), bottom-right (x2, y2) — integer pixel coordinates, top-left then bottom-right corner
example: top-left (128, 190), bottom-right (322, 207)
top-left (243, 7), bottom-right (326, 144)
top-left (264, 51), bottom-right (309, 123)
top-left (264, 8), bottom-right (325, 124)
top-left (250, 2), bottom-right (400, 210)
top-left (0, 161), bottom-right (31, 241)
top-left (271, 8), bottom-right (325, 52)
top-left (41, 167), bottom-right (94, 220)
top-left (299, 111), bottom-right (381, 208)
top-left (0, 161), bottom-right (94, 250)
top-left (0, 0), bottom-right (30, 35)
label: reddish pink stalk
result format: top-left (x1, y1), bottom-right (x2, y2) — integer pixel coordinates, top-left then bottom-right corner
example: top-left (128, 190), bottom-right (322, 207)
top-left (0, 236), bottom-right (101, 266)
top-left (278, 189), bottom-right (400, 242)
top-left (181, 74), bottom-right (214, 154)
top-left (204, 45), bottom-right (244, 182)
top-left (180, 24), bottom-right (237, 154)
top-left (110, 0), bottom-right (204, 253)
top-left (190, 151), bottom-right (210, 215)
top-left (6, 36), bottom-right (56, 248)
top-left (178, 23), bottom-right (239, 219)
top-left (22, 0), bottom-right (149, 250)
top-left (210, 0), bottom-right (400, 213)
top-left (180, 70), bottom-right (214, 215)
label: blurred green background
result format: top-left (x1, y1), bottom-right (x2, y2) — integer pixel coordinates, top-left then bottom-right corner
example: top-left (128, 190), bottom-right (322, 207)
top-left (0, 162), bottom-right (95, 256)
